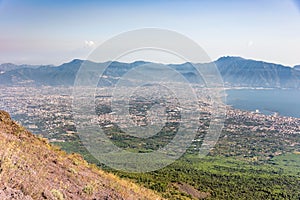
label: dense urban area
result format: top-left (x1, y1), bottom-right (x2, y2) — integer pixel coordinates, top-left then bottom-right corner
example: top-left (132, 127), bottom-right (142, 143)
top-left (1, 86), bottom-right (300, 199)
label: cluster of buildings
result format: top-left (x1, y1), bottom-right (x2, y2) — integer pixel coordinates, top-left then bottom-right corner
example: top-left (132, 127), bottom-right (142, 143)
top-left (0, 86), bottom-right (299, 159)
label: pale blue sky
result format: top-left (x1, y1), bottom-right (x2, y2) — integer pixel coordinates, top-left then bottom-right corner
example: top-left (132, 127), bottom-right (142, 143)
top-left (0, 0), bottom-right (299, 66)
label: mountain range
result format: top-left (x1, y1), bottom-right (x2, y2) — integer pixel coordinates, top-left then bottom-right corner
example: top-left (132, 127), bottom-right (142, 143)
top-left (0, 63), bottom-right (53, 74)
top-left (0, 56), bottom-right (300, 89)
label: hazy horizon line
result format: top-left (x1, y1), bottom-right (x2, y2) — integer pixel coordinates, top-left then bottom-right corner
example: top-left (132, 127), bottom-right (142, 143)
top-left (1, 55), bottom-right (299, 68)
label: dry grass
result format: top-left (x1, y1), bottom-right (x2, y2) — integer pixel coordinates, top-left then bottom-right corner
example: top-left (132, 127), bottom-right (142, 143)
top-left (0, 110), bottom-right (164, 200)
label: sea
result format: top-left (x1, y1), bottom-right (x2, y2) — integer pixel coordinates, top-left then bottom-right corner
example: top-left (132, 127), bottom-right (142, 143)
top-left (226, 89), bottom-right (300, 118)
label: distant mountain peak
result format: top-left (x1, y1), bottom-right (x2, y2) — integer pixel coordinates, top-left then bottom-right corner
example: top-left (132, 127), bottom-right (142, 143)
top-left (131, 60), bottom-right (149, 65)
top-left (216, 56), bottom-right (245, 62)
top-left (68, 59), bottom-right (84, 64)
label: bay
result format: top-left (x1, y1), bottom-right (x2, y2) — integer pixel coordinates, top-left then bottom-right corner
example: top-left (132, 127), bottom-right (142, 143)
top-left (226, 89), bottom-right (300, 118)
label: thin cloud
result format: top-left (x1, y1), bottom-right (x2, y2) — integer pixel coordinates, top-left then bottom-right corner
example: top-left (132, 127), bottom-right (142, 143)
top-left (84, 40), bottom-right (95, 48)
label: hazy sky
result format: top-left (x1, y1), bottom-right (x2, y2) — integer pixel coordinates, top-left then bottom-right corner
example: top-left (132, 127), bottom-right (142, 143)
top-left (0, 0), bottom-right (300, 66)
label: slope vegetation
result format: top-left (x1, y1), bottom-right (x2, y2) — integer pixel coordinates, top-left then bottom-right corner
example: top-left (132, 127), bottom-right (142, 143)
top-left (0, 110), bottom-right (163, 200)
